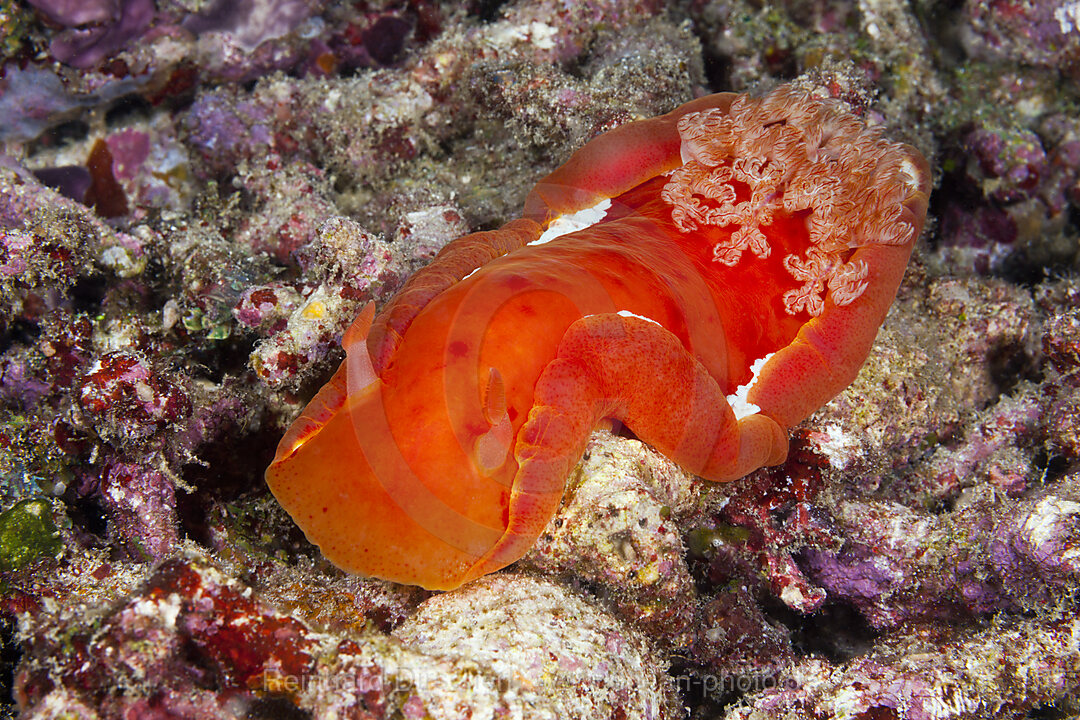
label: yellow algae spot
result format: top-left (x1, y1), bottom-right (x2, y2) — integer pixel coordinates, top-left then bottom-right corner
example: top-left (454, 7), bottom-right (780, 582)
top-left (302, 301), bottom-right (326, 319)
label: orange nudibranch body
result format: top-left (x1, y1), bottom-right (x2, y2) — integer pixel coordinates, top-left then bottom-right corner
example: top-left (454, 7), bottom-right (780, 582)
top-left (266, 85), bottom-right (932, 590)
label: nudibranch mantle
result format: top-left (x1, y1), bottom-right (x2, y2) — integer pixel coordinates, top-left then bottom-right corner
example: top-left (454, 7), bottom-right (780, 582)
top-left (266, 85), bottom-right (931, 590)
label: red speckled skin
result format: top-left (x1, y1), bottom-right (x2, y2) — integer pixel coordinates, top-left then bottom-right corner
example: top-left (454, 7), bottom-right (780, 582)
top-left (266, 93), bottom-right (931, 590)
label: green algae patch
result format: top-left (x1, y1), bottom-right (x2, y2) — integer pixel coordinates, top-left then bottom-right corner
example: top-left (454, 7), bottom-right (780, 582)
top-left (687, 524), bottom-right (751, 559)
top-left (0, 499), bottom-right (61, 571)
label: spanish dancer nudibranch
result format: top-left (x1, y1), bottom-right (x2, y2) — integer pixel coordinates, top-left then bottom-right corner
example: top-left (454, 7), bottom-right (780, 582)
top-left (266, 84), bottom-right (931, 590)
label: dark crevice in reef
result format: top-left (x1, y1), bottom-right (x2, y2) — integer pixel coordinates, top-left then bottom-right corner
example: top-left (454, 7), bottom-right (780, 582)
top-left (245, 695), bottom-right (312, 720)
top-left (468, 0), bottom-right (509, 23)
top-left (787, 602), bottom-right (880, 664)
top-left (104, 95), bottom-right (154, 127)
top-left (0, 615), bottom-right (20, 716)
top-left (68, 495), bottom-right (110, 540)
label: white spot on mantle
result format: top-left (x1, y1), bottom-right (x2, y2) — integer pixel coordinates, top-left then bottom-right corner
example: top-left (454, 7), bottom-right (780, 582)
top-left (530, 198), bottom-right (612, 245)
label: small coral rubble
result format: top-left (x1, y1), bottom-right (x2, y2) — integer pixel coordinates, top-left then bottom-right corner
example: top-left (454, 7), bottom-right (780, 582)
top-left (78, 351), bottom-right (191, 444)
top-left (248, 216), bottom-right (403, 389)
top-left (395, 573), bottom-right (681, 720)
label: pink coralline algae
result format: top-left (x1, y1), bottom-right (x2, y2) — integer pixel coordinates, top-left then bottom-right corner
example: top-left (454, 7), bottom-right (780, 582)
top-left (24, 0), bottom-right (119, 27)
top-left (231, 159), bottom-right (338, 262)
top-left (27, 0), bottom-right (155, 69)
top-left (919, 393), bottom-right (1042, 499)
top-left (0, 162), bottom-right (120, 266)
top-left (966, 127), bottom-right (1046, 206)
top-left (9, 2), bottom-right (439, 144)
top-left (15, 553), bottom-right (319, 714)
top-left (1040, 115), bottom-right (1080, 217)
top-left (727, 617), bottom-right (1080, 720)
top-left (182, 89), bottom-right (281, 176)
top-left (937, 125), bottom-right (1061, 273)
top-left (1043, 303), bottom-right (1080, 380)
top-left (961, 0), bottom-right (1080, 72)
top-left (98, 460), bottom-right (179, 560)
top-left (180, 0), bottom-right (319, 54)
top-left (13, 552), bottom-right (678, 720)
top-left (0, 354), bottom-right (51, 409)
top-left (0, 211), bottom-right (98, 310)
top-left (0, 228), bottom-right (34, 278)
top-left (1041, 292), bottom-right (1080, 461)
top-left (0, 67), bottom-right (94, 143)
top-left (29, 124), bottom-right (189, 221)
top-left (814, 274), bottom-right (1040, 501)
top-left (801, 484), bottom-right (1080, 628)
top-left (935, 108), bottom-right (1080, 275)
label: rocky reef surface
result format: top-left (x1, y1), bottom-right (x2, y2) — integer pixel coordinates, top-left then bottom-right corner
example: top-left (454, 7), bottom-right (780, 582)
top-left (1, 0), bottom-right (1079, 718)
